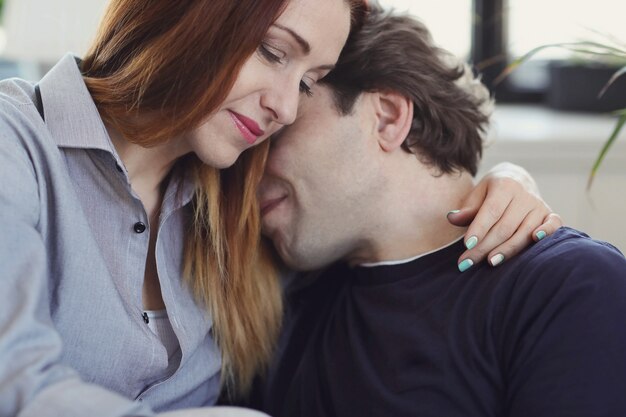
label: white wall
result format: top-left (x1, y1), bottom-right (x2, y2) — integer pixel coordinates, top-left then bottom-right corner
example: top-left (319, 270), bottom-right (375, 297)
top-left (2, 0), bottom-right (108, 63)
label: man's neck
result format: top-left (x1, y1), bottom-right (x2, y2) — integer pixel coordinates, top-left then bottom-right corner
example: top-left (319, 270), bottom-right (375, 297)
top-left (347, 165), bottom-right (475, 266)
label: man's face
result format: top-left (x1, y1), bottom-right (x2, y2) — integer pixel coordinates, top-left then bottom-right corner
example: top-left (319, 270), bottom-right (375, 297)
top-left (258, 86), bottom-right (384, 270)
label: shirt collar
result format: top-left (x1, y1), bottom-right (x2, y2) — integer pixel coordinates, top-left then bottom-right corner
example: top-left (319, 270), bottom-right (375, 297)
top-left (162, 158), bottom-right (196, 213)
top-left (358, 236), bottom-right (465, 267)
top-left (39, 54), bottom-right (196, 209)
top-left (38, 53), bottom-right (114, 153)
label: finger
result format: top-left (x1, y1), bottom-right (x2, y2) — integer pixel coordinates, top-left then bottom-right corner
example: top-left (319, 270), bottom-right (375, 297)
top-left (457, 210), bottom-right (538, 271)
top-left (446, 180), bottom-right (489, 228)
top-left (461, 207), bottom-right (561, 266)
top-left (460, 175), bottom-right (557, 268)
top-left (446, 207), bottom-right (478, 228)
top-left (484, 212), bottom-right (562, 268)
top-left (462, 189), bottom-right (518, 253)
top-left (532, 212), bottom-right (563, 242)
top-left (458, 195), bottom-right (532, 267)
top-left (483, 208), bottom-right (547, 266)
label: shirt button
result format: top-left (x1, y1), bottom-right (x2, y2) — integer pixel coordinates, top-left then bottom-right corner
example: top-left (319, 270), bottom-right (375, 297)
top-left (133, 222), bottom-right (146, 234)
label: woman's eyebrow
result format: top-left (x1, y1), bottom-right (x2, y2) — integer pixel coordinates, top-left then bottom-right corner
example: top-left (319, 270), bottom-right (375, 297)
top-left (273, 24), bottom-right (311, 54)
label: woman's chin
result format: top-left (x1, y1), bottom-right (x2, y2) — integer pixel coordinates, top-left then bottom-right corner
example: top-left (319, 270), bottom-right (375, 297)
top-left (195, 148), bottom-right (242, 169)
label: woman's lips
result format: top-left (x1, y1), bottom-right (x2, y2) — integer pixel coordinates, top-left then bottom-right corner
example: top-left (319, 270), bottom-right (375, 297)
top-left (229, 111), bottom-right (265, 145)
top-left (260, 195), bottom-right (287, 217)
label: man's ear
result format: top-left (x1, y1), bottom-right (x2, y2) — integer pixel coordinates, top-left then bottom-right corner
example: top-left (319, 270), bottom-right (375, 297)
top-left (372, 90), bottom-right (413, 152)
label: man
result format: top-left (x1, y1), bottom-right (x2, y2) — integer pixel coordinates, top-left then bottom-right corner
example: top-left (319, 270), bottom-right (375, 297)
top-left (252, 4), bottom-right (626, 417)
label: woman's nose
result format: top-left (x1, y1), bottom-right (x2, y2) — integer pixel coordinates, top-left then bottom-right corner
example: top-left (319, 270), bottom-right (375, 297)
top-left (261, 79), bottom-right (300, 126)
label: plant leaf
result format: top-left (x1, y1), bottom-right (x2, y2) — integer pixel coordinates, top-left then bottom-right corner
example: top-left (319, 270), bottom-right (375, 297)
top-left (496, 41), bottom-right (626, 85)
top-left (572, 40), bottom-right (626, 55)
top-left (494, 44), bottom-right (556, 85)
top-left (566, 48), bottom-right (626, 58)
top-left (587, 111), bottom-right (626, 189)
top-left (598, 66), bottom-right (626, 98)
top-left (584, 27), bottom-right (626, 50)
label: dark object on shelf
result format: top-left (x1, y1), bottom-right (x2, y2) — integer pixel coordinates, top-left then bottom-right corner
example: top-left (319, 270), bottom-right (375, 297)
top-left (547, 63), bottom-right (626, 112)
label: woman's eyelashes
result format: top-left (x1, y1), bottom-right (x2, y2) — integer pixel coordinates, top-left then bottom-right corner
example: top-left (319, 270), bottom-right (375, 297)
top-left (259, 43), bottom-right (285, 64)
top-left (299, 80), bottom-right (313, 97)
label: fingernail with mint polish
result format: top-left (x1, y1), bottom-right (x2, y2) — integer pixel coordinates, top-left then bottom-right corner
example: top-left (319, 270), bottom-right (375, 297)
top-left (458, 259), bottom-right (474, 272)
top-left (465, 235), bottom-right (478, 250)
top-left (536, 230), bottom-right (547, 241)
top-left (490, 253), bottom-right (505, 267)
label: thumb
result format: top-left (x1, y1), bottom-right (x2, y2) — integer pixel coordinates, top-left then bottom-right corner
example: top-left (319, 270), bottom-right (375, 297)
top-left (446, 207), bottom-right (479, 227)
top-left (446, 181), bottom-right (488, 227)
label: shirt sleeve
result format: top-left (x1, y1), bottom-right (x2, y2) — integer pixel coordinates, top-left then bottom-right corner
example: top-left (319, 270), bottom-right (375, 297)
top-left (0, 108), bottom-right (153, 417)
top-left (502, 237), bottom-right (626, 417)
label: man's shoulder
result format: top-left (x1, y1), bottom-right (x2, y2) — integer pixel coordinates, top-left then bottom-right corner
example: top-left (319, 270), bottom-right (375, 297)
top-left (514, 227), bottom-right (625, 284)
top-left (491, 228), bottom-right (626, 416)
top-left (532, 226), bottom-right (622, 257)
top-left (490, 227), bottom-right (626, 322)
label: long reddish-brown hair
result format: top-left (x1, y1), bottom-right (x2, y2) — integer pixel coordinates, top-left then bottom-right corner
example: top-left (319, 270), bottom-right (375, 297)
top-left (82, 0), bottom-right (288, 145)
top-left (81, 0), bottom-right (368, 396)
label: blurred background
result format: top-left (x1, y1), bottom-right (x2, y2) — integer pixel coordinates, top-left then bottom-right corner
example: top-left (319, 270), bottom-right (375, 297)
top-left (0, 0), bottom-right (624, 252)
top-left (0, 0), bottom-right (107, 78)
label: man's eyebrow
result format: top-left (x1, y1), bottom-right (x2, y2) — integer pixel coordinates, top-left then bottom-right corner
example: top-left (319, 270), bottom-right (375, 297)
top-left (274, 24), bottom-right (311, 54)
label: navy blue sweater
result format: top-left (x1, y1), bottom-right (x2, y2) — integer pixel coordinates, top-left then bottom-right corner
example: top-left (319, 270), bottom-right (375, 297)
top-left (251, 228), bottom-right (626, 417)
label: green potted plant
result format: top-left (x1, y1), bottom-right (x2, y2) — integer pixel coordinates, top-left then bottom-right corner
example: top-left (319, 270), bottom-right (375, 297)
top-left (497, 38), bottom-right (626, 188)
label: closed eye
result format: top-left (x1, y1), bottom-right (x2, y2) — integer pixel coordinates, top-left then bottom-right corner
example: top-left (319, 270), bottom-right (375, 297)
top-left (299, 80), bottom-right (313, 97)
top-left (259, 44), bottom-right (285, 64)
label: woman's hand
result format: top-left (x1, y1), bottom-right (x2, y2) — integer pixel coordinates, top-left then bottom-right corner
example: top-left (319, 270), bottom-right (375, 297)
top-left (447, 162), bottom-right (562, 271)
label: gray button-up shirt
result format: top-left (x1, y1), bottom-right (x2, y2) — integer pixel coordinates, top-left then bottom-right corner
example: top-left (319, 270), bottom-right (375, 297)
top-left (0, 54), bottom-right (221, 417)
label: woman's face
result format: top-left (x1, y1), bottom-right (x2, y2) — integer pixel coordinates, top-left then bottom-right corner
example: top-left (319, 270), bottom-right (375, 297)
top-left (184, 0), bottom-right (352, 168)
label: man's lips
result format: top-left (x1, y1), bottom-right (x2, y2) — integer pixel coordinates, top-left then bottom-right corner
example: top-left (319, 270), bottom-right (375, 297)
top-left (260, 195), bottom-right (287, 217)
top-left (229, 111), bottom-right (265, 145)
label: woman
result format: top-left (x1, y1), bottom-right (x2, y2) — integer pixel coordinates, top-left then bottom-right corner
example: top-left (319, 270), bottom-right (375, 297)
top-left (0, 0), bottom-right (559, 416)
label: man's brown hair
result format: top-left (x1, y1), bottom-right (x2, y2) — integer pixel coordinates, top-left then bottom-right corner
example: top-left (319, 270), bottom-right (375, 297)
top-left (323, 3), bottom-right (491, 176)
